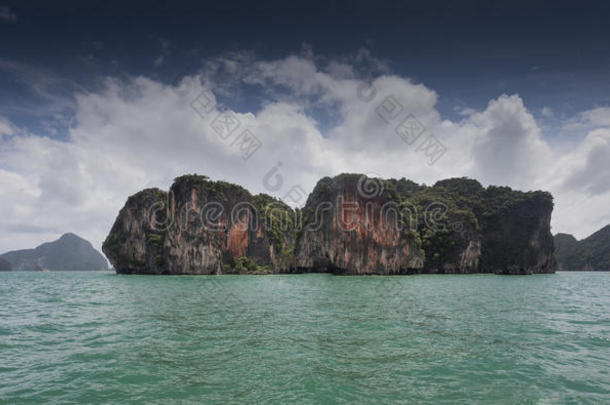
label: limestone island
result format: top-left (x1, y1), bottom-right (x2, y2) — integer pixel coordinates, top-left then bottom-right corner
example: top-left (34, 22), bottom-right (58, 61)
top-left (103, 174), bottom-right (556, 275)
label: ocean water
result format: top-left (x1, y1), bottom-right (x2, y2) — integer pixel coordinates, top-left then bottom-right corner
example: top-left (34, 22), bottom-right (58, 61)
top-left (0, 272), bottom-right (609, 404)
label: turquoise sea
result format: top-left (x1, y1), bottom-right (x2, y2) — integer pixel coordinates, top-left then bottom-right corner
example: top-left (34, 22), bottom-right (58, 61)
top-left (0, 271), bottom-right (609, 404)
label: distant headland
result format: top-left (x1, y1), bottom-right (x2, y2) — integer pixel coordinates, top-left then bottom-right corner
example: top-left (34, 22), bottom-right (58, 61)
top-left (0, 233), bottom-right (108, 271)
top-left (554, 226), bottom-right (610, 271)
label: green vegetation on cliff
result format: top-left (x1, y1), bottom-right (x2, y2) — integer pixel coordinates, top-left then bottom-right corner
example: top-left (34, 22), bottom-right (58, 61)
top-left (172, 174), bottom-right (251, 200)
top-left (252, 193), bottom-right (296, 254)
top-left (382, 176), bottom-right (553, 273)
top-left (222, 256), bottom-right (273, 274)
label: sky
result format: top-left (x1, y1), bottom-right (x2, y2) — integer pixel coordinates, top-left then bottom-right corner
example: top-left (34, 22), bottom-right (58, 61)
top-left (1, 0), bottom-right (610, 253)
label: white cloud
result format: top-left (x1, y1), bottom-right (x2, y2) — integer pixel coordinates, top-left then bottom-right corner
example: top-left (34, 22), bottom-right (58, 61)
top-left (558, 129), bottom-right (610, 196)
top-left (467, 94), bottom-right (554, 190)
top-left (541, 106), bottom-right (553, 118)
top-left (1, 51), bottom-right (609, 254)
top-left (579, 107), bottom-right (610, 127)
top-left (560, 106), bottom-right (610, 138)
top-left (0, 116), bottom-right (15, 136)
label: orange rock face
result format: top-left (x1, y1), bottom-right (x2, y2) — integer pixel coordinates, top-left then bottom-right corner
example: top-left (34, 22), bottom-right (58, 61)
top-left (295, 175), bottom-right (424, 274)
top-left (103, 175), bottom-right (294, 274)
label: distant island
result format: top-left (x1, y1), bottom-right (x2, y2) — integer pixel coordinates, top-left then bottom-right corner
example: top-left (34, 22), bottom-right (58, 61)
top-left (554, 225), bottom-right (610, 271)
top-left (0, 257), bottom-right (11, 271)
top-left (103, 174), bottom-right (556, 275)
top-left (0, 233), bottom-right (108, 271)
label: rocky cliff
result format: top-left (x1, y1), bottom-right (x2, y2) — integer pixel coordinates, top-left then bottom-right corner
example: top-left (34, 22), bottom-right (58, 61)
top-left (1, 233), bottom-right (108, 271)
top-left (103, 175), bottom-right (295, 274)
top-left (104, 174), bottom-right (556, 275)
top-left (294, 174), bottom-right (424, 274)
top-left (295, 175), bottom-right (555, 275)
top-left (413, 178), bottom-right (556, 275)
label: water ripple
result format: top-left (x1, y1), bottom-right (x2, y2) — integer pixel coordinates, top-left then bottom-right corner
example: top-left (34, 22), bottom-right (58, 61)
top-left (0, 271), bottom-right (609, 403)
